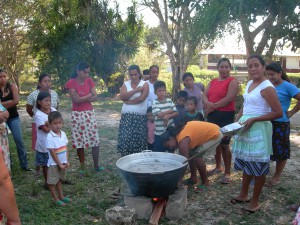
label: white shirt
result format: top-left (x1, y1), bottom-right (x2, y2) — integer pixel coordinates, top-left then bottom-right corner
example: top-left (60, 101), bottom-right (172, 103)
top-left (146, 80), bottom-right (157, 108)
top-left (243, 80), bottom-right (274, 115)
top-left (35, 107), bottom-right (57, 153)
top-left (46, 130), bottom-right (68, 166)
top-left (121, 80), bottom-right (148, 115)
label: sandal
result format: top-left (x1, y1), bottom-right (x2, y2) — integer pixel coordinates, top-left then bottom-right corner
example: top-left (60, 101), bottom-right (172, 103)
top-left (207, 168), bottom-right (223, 176)
top-left (230, 198), bottom-right (251, 204)
top-left (95, 166), bottom-right (105, 172)
top-left (61, 197), bottom-right (71, 204)
top-left (221, 176), bottom-right (231, 184)
top-left (56, 200), bottom-right (66, 206)
top-left (287, 203), bottom-right (300, 212)
top-left (194, 185), bottom-right (209, 192)
top-left (244, 205), bottom-right (261, 213)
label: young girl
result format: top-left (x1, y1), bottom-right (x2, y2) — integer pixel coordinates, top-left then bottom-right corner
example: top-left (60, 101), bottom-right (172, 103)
top-left (35, 91), bottom-right (56, 189)
top-left (183, 96), bottom-right (204, 122)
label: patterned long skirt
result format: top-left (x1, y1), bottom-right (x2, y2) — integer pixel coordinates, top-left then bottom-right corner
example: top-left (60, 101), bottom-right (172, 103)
top-left (117, 113), bottom-right (147, 156)
top-left (71, 110), bottom-right (100, 149)
top-left (270, 121), bottom-right (290, 161)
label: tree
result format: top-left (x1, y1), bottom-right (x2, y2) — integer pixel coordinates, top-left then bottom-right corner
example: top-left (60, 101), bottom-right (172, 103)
top-left (0, 0), bottom-right (33, 89)
top-left (194, 0), bottom-right (300, 60)
top-left (29, 0), bottom-right (143, 93)
top-left (142, 0), bottom-right (215, 97)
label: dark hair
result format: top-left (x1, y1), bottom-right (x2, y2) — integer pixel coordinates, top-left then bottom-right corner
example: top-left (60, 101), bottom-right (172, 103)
top-left (48, 111), bottom-right (63, 124)
top-left (182, 72), bottom-right (194, 82)
top-left (247, 55), bottom-right (265, 66)
top-left (160, 122), bottom-right (187, 148)
top-left (187, 96), bottom-right (197, 105)
top-left (147, 106), bottom-right (152, 113)
top-left (128, 64), bottom-right (142, 80)
top-left (36, 91), bottom-right (51, 109)
top-left (37, 72), bottom-right (51, 89)
top-left (154, 80), bottom-right (166, 91)
top-left (266, 62), bottom-right (290, 82)
top-left (177, 90), bottom-right (188, 100)
top-left (149, 65), bottom-right (159, 72)
top-left (71, 62), bottom-right (90, 78)
top-left (143, 69), bottom-right (149, 75)
top-left (0, 68), bottom-right (11, 95)
top-left (217, 58), bottom-right (232, 68)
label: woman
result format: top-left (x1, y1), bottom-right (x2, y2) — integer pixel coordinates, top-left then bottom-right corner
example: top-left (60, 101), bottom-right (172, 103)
top-left (202, 58), bottom-right (239, 184)
top-left (160, 121), bottom-right (223, 190)
top-left (232, 55), bottom-right (282, 213)
top-left (26, 73), bottom-right (59, 151)
top-left (0, 68), bottom-right (30, 171)
top-left (146, 65), bottom-right (159, 107)
top-left (65, 62), bottom-right (102, 173)
top-left (266, 62), bottom-right (300, 186)
top-left (117, 64), bottom-right (149, 156)
top-left (182, 72), bottom-right (205, 113)
top-left (0, 147), bottom-right (21, 225)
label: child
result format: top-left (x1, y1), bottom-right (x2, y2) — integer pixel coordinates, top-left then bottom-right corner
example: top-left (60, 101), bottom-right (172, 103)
top-left (46, 111), bottom-right (70, 206)
top-left (152, 81), bottom-right (178, 152)
top-left (173, 90), bottom-right (188, 126)
top-left (183, 96), bottom-right (205, 122)
top-left (147, 107), bottom-right (155, 150)
top-left (35, 91), bottom-right (56, 189)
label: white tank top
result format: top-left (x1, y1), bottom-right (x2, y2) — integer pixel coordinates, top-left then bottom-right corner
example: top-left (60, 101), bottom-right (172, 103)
top-left (121, 80), bottom-right (148, 115)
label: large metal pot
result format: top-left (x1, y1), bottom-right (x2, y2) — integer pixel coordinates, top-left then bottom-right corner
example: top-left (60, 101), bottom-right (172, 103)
top-left (116, 151), bottom-right (188, 198)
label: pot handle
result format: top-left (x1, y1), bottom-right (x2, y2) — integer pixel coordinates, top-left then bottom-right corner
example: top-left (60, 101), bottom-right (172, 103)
top-left (142, 150), bottom-right (152, 153)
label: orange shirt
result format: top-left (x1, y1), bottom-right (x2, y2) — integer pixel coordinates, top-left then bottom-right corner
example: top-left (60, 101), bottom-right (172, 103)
top-left (176, 121), bottom-right (220, 149)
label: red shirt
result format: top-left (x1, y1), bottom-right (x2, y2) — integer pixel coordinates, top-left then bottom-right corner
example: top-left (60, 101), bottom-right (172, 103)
top-left (65, 77), bottom-right (95, 111)
top-left (207, 76), bottom-right (236, 111)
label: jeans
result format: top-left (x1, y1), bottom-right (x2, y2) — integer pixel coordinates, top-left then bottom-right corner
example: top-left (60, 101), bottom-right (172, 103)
top-left (7, 117), bottom-right (28, 168)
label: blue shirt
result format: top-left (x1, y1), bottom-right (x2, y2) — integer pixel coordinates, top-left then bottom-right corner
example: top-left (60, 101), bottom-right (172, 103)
top-left (275, 81), bottom-right (300, 122)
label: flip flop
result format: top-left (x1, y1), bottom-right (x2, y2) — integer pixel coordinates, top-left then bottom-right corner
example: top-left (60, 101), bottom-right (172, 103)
top-left (61, 197), bottom-right (71, 204)
top-left (244, 205), bottom-right (261, 213)
top-left (207, 168), bottom-right (223, 176)
top-left (230, 198), bottom-right (251, 204)
top-left (221, 176), bottom-right (231, 184)
top-left (95, 166), bottom-right (105, 172)
top-left (286, 203), bottom-right (300, 212)
top-left (56, 200), bottom-right (66, 206)
top-left (194, 185), bottom-right (209, 192)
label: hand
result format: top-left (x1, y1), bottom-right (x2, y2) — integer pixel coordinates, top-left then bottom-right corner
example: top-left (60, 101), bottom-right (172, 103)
top-left (45, 121), bottom-right (50, 127)
top-left (134, 86), bottom-right (144, 93)
top-left (65, 163), bottom-right (70, 168)
top-left (205, 102), bottom-right (216, 114)
top-left (58, 164), bottom-right (66, 169)
top-left (286, 111), bottom-right (292, 118)
top-left (241, 118), bottom-right (256, 131)
top-left (162, 115), bottom-right (170, 127)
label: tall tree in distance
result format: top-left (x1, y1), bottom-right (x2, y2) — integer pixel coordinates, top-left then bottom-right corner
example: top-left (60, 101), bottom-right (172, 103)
top-left (142, 0), bottom-right (215, 97)
top-left (194, 0), bottom-right (300, 60)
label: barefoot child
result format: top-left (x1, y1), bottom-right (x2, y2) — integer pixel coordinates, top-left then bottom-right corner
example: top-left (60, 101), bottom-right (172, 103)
top-left (35, 91), bottom-right (56, 189)
top-left (183, 96), bottom-right (204, 122)
top-left (46, 111), bottom-right (70, 206)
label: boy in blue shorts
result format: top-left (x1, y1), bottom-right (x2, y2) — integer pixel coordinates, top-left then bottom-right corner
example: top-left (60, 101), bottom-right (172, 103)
top-left (46, 111), bottom-right (71, 206)
top-left (152, 81), bottom-right (178, 152)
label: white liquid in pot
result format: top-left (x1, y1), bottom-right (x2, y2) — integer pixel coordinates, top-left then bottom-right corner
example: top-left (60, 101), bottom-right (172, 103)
top-left (123, 159), bottom-right (182, 173)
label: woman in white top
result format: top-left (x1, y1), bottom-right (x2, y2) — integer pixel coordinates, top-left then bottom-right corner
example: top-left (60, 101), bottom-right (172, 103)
top-left (146, 65), bottom-right (159, 107)
top-left (117, 65), bottom-right (149, 156)
top-left (232, 55), bottom-right (282, 213)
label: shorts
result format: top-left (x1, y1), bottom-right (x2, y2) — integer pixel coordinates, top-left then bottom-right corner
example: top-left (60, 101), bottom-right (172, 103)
top-left (234, 158), bottom-right (269, 176)
top-left (47, 165), bottom-right (66, 185)
top-left (189, 132), bottom-right (223, 158)
top-left (35, 151), bottom-right (49, 166)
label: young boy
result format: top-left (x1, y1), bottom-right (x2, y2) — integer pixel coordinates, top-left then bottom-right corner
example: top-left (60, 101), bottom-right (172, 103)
top-left (146, 106), bottom-right (155, 150)
top-left (183, 96), bottom-right (205, 122)
top-left (46, 111), bottom-right (70, 206)
top-left (152, 81), bottom-right (178, 152)
top-left (173, 90), bottom-right (188, 126)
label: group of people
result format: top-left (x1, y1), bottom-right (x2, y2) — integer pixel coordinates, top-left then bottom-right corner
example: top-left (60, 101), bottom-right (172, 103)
top-left (117, 55), bottom-right (300, 213)
top-left (0, 54), bottom-right (299, 223)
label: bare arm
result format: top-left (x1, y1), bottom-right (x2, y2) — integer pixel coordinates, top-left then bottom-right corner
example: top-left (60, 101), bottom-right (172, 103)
top-left (178, 137), bottom-right (191, 159)
top-left (0, 110), bottom-right (9, 123)
top-left (287, 92), bottom-right (300, 118)
top-left (0, 151), bottom-right (21, 225)
top-left (68, 89), bottom-right (92, 103)
top-left (235, 105), bottom-right (243, 122)
top-left (1, 84), bottom-right (19, 109)
top-left (243, 87), bottom-right (283, 131)
top-left (119, 83), bottom-right (143, 101)
top-left (202, 82), bottom-right (217, 114)
top-left (214, 79), bottom-right (239, 108)
top-left (26, 104), bottom-right (34, 117)
top-left (39, 124), bottom-right (51, 133)
top-left (90, 87), bottom-right (98, 102)
top-left (124, 83), bottom-right (149, 104)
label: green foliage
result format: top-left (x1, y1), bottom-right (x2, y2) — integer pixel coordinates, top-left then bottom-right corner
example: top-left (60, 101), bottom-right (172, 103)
top-left (29, 0), bottom-right (143, 92)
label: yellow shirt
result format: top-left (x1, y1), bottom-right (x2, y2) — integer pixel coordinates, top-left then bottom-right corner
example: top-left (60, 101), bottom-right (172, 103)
top-left (176, 121), bottom-right (220, 149)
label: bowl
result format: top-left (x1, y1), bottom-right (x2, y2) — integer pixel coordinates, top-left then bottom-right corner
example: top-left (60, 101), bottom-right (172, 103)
top-left (220, 122), bottom-right (245, 136)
